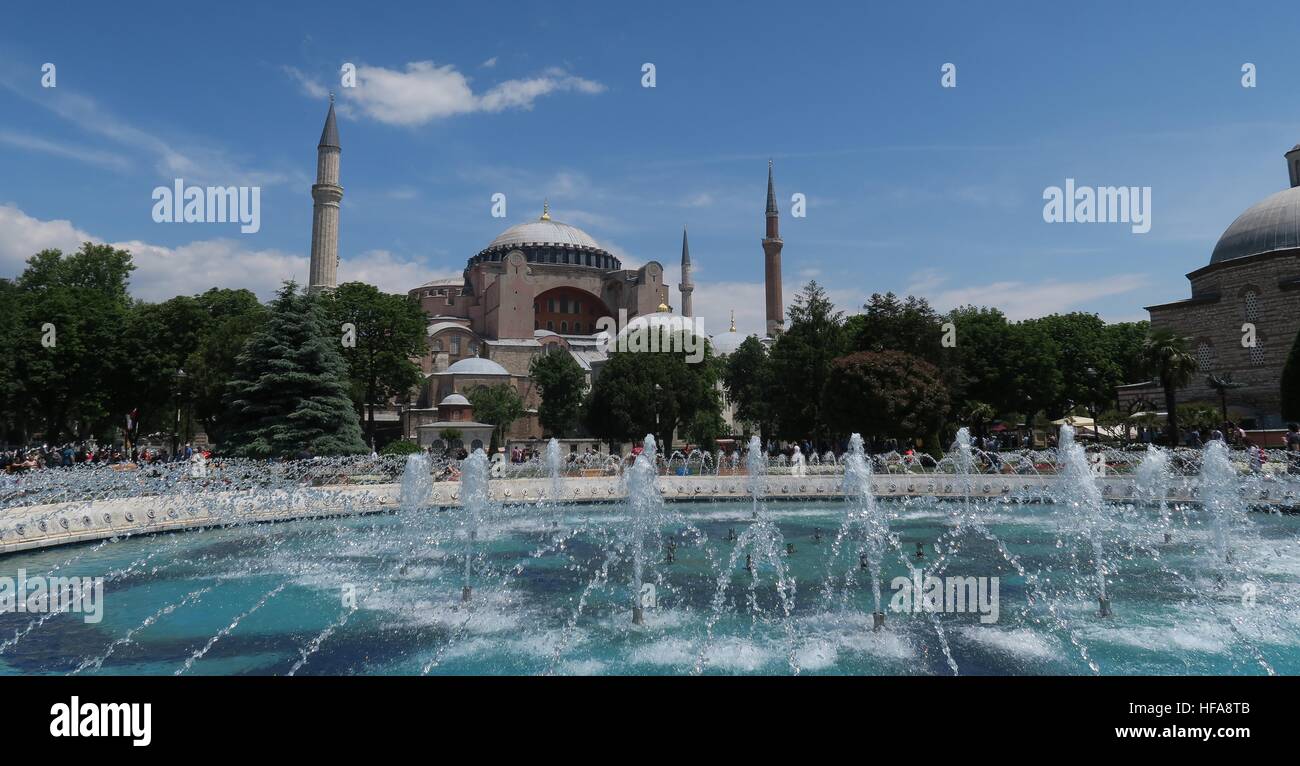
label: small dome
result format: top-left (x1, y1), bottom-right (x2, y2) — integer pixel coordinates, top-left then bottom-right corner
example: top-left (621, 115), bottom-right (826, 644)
top-left (710, 329), bottom-right (745, 356)
top-left (444, 357), bottom-right (510, 376)
top-left (612, 311), bottom-right (702, 346)
top-left (438, 393), bottom-right (471, 407)
top-left (1210, 186), bottom-right (1300, 265)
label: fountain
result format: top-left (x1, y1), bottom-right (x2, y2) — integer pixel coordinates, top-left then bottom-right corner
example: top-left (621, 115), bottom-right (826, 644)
top-left (458, 448), bottom-right (490, 602)
top-left (1, 430), bottom-right (1298, 676)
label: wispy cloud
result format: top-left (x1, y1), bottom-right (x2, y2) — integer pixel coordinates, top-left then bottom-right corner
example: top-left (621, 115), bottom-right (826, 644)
top-left (0, 131), bottom-right (130, 171)
top-left (0, 76), bottom-right (289, 185)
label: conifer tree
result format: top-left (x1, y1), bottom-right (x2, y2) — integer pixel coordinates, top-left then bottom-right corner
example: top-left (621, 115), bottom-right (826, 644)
top-left (223, 282), bottom-right (367, 458)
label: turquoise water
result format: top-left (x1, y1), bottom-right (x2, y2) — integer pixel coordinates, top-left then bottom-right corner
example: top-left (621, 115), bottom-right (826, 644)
top-left (1, 498), bottom-right (1298, 675)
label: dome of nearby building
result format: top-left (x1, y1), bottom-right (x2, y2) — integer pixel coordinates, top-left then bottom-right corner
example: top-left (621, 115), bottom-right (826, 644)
top-left (444, 357), bottom-right (510, 376)
top-left (1210, 186), bottom-right (1300, 265)
top-left (709, 310), bottom-right (745, 356)
top-left (438, 393), bottom-right (471, 407)
top-left (710, 329), bottom-right (745, 356)
top-left (612, 311), bottom-right (702, 349)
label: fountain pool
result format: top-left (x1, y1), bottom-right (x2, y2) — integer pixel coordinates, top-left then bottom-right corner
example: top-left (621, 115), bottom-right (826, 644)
top-left (2, 484), bottom-right (1298, 675)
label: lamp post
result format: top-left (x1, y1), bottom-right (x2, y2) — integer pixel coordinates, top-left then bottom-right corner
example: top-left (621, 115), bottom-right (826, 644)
top-left (173, 368), bottom-right (187, 459)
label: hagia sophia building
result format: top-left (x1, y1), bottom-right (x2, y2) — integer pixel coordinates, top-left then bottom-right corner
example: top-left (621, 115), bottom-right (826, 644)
top-left (305, 100), bottom-right (778, 450)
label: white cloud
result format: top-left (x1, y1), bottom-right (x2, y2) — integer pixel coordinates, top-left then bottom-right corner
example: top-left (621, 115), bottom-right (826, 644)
top-left (302, 61), bottom-right (604, 126)
top-left (0, 204), bottom-right (433, 301)
top-left (481, 57), bottom-right (498, 69)
top-left (923, 274), bottom-right (1149, 321)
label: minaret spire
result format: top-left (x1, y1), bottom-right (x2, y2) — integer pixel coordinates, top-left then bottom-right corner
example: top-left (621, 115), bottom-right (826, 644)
top-left (679, 225), bottom-right (694, 318)
top-left (762, 159), bottom-right (784, 336)
top-left (309, 99), bottom-right (343, 294)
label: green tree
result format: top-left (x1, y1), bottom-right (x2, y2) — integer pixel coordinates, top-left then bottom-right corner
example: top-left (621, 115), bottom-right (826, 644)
top-left (850, 292), bottom-right (946, 367)
top-left (222, 283), bottom-right (367, 458)
top-left (1141, 328), bottom-right (1198, 446)
top-left (185, 289), bottom-right (268, 444)
top-left (530, 349), bottom-right (586, 437)
top-left (466, 383), bottom-right (524, 454)
top-left (1035, 312), bottom-right (1122, 421)
top-left (821, 350), bottom-right (950, 445)
top-left (946, 305), bottom-right (1016, 419)
top-left (327, 282), bottom-right (426, 447)
top-left (767, 280), bottom-right (846, 442)
top-left (722, 335), bottom-right (774, 438)
top-left (8, 244), bottom-right (135, 443)
top-left (1281, 329), bottom-right (1300, 422)
top-left (584, 340), bottom-right (721, 451)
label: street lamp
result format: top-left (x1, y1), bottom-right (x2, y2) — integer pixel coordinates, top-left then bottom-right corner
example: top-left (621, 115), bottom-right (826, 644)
top-left (173, 368), bottom-right (188, 459)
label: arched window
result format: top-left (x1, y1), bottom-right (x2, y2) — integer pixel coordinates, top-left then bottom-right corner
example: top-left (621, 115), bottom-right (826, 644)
top-left (1196, 341), bottom-right (1216, 371)
top-left (1243, 289), bottom-right (1261, 322)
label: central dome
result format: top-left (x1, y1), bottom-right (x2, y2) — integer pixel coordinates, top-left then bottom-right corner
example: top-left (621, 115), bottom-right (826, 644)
top-left (488, 219), bottom-right (603, 251)
top-left (1210, 186), bottom-right (1300, 265)
top-left (470, 204), bottom-right (621, 271)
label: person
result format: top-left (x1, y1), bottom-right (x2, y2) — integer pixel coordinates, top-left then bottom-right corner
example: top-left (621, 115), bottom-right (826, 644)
top-left (1286, 423), bottom-right (1300, 475)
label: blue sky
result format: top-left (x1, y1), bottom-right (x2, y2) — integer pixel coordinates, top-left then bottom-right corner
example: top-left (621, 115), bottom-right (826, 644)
top-left (3, 1), bottom-right (1299, 337)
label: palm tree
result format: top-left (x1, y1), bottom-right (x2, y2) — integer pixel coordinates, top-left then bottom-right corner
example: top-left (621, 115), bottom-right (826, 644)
top-left (1141, 329), bottom-right (1198, 446)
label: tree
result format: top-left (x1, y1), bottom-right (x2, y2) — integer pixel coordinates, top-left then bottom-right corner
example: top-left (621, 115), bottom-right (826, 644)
top-left (466, 383), bottom-right (524, 454)
top-left (530, 349), bottom-right (586, 437)
top-left (222, 283), bottom-right (368, 458)
top-left (7, 244), bottom-right (136, 443)
top-left (583, 340), bottom-right (721, 451)
top-left (1141, 329), bottom-right (1198, 446)
top-left (767, 280), bottom-right (846, 442)
top-left (822, 351), bottom-right (950, 446)
top-left (185, 289), bottom-right (268, 444)
top-left (722, 335), bottom-right (774, 438)
top-left (327, 282), bottom-right (426, 447)
top-left (851, 292), bottom-right (946, 367)
top-left (946, 306), bottom-right (1016, 419)
top-left (1283, 329), bottom-right (1300, 422)
top-left (1034, 313), bottom-right (1122, 421)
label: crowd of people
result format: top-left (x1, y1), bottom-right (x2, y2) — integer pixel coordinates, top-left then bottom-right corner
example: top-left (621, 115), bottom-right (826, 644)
top-left (0, 442), bottom-right (207, 474)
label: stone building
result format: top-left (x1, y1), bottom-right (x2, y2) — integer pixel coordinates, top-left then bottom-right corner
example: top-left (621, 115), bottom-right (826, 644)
top-left (1142, 144), bottom-right (1300, 428)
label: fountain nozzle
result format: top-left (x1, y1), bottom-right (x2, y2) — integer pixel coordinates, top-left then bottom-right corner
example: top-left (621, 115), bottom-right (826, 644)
top-left (632, 606), bottom-right (644, 625)
top-left (462, 585), bottom-right (473, 603)
top-left (915, 542), bottom-right (925, 559)
top-left (1098, 596), bottom-right (1111, 618)
top-left (872, 611), bottom-right (885, 631)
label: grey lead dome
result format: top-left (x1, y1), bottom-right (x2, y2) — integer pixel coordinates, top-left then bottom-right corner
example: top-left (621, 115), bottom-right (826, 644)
top-left (1209, 186), bottom-right (1300, 265)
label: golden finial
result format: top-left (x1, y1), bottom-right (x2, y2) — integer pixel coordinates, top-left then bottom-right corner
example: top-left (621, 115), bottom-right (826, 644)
top-left (658, 288), bottom-right (670, 313)
top-left (329, 90), bottom-right (335, 104)
top-left (729, 309), bottom-right (736, 332)
top-left (540, 199), bottom-right (551, 221)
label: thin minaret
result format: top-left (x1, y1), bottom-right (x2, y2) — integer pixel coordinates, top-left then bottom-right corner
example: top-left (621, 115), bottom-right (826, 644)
top-left (308, 95), bottom-right (342, 294)
top-left (679, 225), bottom-right (694, 317)
top-left (762, 159), bottom-right (784, 336)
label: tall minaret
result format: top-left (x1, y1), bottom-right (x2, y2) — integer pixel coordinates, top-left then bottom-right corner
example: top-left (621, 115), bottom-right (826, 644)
top-left (308, 95), bottom-right (342, 294)
top-left (762, 160), bottom-right (784, 336)
top-left (679, 225), bottom-right (694, 318)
